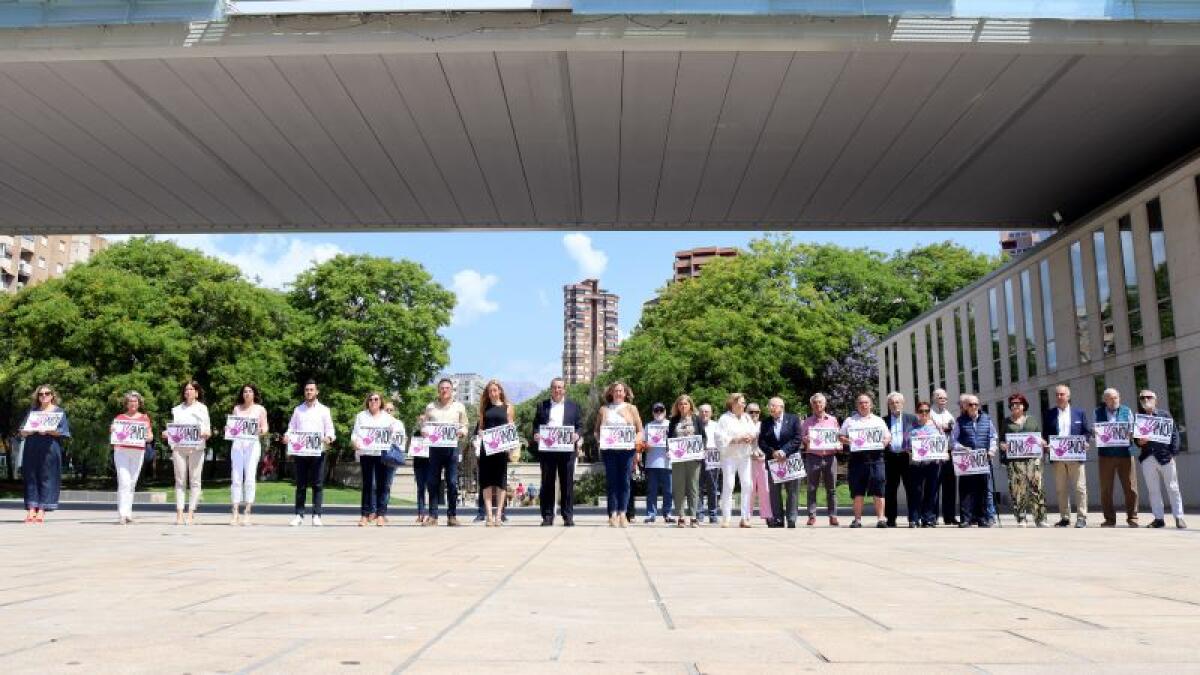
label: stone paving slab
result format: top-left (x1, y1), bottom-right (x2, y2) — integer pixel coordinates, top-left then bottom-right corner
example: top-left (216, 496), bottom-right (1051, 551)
top-left (0, 508), bottom-right (1197, 674)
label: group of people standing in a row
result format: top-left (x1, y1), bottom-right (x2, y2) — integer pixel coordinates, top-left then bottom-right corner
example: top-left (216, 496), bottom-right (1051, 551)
top-left (15, 377), bottom-right (1186, 530)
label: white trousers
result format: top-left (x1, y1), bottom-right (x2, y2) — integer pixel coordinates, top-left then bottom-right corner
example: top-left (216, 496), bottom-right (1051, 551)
top-left (172, 448), bottom-right (205, 512)
top-left (113, 449), bottom-right (145, 519)
top-left (230, 444), bottom-right (261, 505)
top-left (1141, 457), bottom-right (1185, 519)
top-left (721, 456), bottom-right (753, 521)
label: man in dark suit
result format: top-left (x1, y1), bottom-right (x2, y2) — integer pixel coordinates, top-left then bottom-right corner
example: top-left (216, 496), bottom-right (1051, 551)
top-left (759, 397), bottom-right (802, 528)
top-left (1043, 384), bottom-right (1093, 528)
top-left (883, 392), bottom-right (918, 527)
top-left (531, 377), bottom-right (584, 527)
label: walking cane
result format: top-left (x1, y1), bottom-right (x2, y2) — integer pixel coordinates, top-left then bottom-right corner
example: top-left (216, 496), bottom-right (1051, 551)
top-left (989, 454), bottom-right (1004, 528)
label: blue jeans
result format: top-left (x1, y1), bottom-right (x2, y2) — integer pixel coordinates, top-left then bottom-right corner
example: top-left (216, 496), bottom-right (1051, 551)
top-left (644, 467), bottom-right (673, 518)
top-left (700, 467), bottom-right (721, 517)
top-left (428, 447), bottom-right (459, 518)
top-left (984, 471), bottom-right (997, 522)
top-left (359, 455), bottom-right (395, 517)
top-left (412, 457), bottom-right (430, 516)
top-left (603, 450), bottom-right (635, 516)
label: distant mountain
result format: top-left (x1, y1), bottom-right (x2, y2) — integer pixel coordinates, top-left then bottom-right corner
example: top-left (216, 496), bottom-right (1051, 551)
top-left (503, 381), bottom-right (543, 404)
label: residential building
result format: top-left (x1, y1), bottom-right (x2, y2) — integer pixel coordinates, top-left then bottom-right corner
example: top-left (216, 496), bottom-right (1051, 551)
top-left (563, 279), bottom-right (619, 385)
top-left (1000, 230), bottom-right (1054, 257)
top-left (0, 235), bottom-right (108, 294)
top-left (673, 247), bottom-right (739, 282)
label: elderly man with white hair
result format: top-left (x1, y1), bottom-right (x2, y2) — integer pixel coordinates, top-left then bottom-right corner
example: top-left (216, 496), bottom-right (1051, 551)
top-left (802, 392), bottom-right (841, 527)
top-left (1093, 387), bottom-right (1138, 528)
top-left (929, 389), bottom-right (959, 525)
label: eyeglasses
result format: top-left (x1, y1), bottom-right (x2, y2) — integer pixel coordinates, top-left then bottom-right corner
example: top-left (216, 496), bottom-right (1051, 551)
top-left (1008, 403), bottom-right (1023, 408)
top-left (1139, 395), bottom-right (1156, 400)
top-left (369, 397), bottom-right (381, 401)
top-left (748, 411), bottom-right (760, 415)
top-left (966, 403), bottom-right (979, 408)
top-left (916, 409), bottom-right (931, 414)
top-left (38, 391), bottom-right (53, 397)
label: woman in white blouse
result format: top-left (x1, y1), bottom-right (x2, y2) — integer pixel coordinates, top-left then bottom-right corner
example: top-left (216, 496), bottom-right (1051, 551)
top-left (595, 381), bottom-right (644, 528)
top-left (164, 380), bottom-right (211, 525)
top-left (227, 383), bottom-right (269, 526)
top-left (351, 392), bottom-right (406, 527)
top-left (716, 392), bottom-right (759, 528)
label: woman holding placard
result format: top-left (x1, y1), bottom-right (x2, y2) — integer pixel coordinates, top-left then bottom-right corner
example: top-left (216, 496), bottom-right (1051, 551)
top-left (908, 402), bottom-right (944, 528)
top-left (715, 392), bottom-right (759, 528)
top-left (477, 380), bottom-right (515, 527)
top-left (111, 391), bottom-right (153, 524)
top-left (227, 384), bottom-right (269, 526)
top-left (667, 395), bottom-right (705, 528)
top-left (998, 393), bottom-right (1047, 527)
top-left (352, 392), bottom-right (405, 527)
top-left (165, 380), bottom-right (211, 526)
top-left (596, 381), bottom-right (644, 528)
top-left (19, 384), bottom-right (71, 524)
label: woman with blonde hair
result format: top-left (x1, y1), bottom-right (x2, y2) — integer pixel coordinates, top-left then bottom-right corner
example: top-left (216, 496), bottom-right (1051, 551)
top-left (351, 391), bottom-right (406, 526)
top-left (477, 380), bottom-right (515, 526)
top-left (164, 380), bottom-right (211, 526)
top-left (668, 394), bottom-right (706, 528)
top-left (19, 385), bottom-right (71, 524)
top-left (716, 392), bottom-right (759, 528)
top-left (596, 381), bottom-right (644, 527)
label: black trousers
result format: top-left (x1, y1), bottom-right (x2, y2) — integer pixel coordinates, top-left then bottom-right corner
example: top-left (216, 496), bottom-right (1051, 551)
top-left (539, 452), bottom-right (576, 521)
top-left (939, 460), bottom-right (959, 523)
top-left (293, 454), bottom-right (325, 516)
top-left (884, 451), bottom-right (914, 524)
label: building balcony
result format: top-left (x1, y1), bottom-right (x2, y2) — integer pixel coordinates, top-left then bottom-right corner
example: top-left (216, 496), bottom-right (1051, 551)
top-left (17, 261), bottom-right (33, 278)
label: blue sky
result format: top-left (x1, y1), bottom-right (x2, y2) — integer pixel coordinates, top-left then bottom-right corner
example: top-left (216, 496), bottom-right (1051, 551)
top-left (142, 229), bottom-right (1001, 386)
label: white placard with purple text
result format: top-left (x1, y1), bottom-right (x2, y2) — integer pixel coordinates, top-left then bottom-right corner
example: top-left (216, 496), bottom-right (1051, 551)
top-left (846, 421), bottom-right (886, 452)
top-left (1133, 414), bottom-right (1174, 444)
top-left (538, 425), bottom-right (575, 452)
top-left (421, 423), bottom-right (460, 448)
top-left (166, 423), bottom-right (204, 450)
top-left (705, 447), bottom-right (722, 470)
top-left (355, 425), bottom-right (395, 456)
top-left (910, 432), bottom-right (949, 462)
top-left (1094, 422), bottom-right (1131, 448)
top-left (224, 416), bottom-right (261, 442)
top-left (481, 423), bottom-right (520, 456)
top-left (1004, 432), bottom-right (1043, 460)
top-left (408, 435), bottom-right (430, 458)
top-left (951, 448), bottom-right (991, 476)
top-left (768, 454), bottom-right (806, 483)
top-left (644, 422), bottom-right (669, 449)
top-left (110, 419), bottom-right (150, 446)
top-left (22, 411), bottom-right (64, 433)
top-left (1048, 435), bottom-right (1088, 462)
top-left (286, 431), bottom-right (324, 457)
top-left (599, 424), bottom-right (636, 451)
top-left (667, 435), bottom-right (705, 462)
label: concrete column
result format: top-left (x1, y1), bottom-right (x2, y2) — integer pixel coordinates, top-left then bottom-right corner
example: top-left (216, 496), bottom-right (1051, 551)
top-left (1102, 217), bottom-right (1131, 354)
top-left (1130, 202), bottom-right (1161, 346)
top-left (1160, 178), bottom-right (1200, 338)
top-left (971, 295), bottom-right (990, 398)
top-left (942, 310), bottom-right (960, 401)
top-left (1078, 234), bottom-right (1103, 364)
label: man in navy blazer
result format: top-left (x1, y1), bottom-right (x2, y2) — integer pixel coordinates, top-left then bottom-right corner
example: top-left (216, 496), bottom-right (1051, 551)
top-left (1042, 384), bottom-right (1093, 528)
top-left (759, 397), bottom-right (802, 528)
top-left (883, 393), bottom-right (919, 527)
top-left (531, 378), bottom-right (584, 527)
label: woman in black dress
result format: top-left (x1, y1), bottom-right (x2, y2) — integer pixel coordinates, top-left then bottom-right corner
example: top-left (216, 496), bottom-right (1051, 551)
top-left (477, 380), bottom-right (515, 527)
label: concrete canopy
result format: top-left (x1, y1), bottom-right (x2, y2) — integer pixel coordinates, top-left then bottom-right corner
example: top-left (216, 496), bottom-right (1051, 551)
top-left (1, 13), bottom-right (1199, 234)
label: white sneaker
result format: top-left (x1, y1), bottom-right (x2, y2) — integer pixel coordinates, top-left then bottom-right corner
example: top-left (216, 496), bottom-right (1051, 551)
top-left (312, 515), bottom-right (323, 527)
top-left (289, 515), bottom-right (303, 527)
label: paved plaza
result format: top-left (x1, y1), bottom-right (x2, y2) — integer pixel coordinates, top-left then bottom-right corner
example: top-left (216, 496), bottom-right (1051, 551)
top-left (1, 507), bottom-right (1198, 674)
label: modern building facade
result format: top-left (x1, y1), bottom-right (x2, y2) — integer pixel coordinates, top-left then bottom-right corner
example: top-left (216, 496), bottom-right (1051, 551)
top-left (0, 234), bottom-right (108, 294)
top-left (672, 247), bottom-right (739, 282)
top-left (563, 279), bottom-right (619, 385)
top-left (436, 372), bottom-right (488, 407)
top-left (878, 151), bottom-right (1200, 506)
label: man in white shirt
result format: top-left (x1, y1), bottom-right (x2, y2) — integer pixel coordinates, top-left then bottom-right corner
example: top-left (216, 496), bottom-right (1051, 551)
top-left (1044, 384), bottom-right (1091, 528)
top-left (288, 380), bottom-right (336, 527)
top-left (929, 389), bottom-right (959, 525)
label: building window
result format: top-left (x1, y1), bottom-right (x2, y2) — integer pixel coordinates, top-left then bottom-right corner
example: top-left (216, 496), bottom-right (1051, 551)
top-left (910, 332), bottom-right (919, 404)
top-left (1165, 356), bottom-right (1187, 450)
top-left (1020, 269), bottom-right (1038, 377)
top-left (892, 342), bottom-right (899, 395)
top-left (37, 257), bottom-right (46, 269)
top-left (954, 307), bottom-right (967, 394)
top-left (1134, 363), bottom-right (1149, 394)
top-left (988, 288), bottom-right (1002, 389)
top-left (1092, 229), bottom-right (1115, 356)
top-left (994, 401), bottom-right (1004, 423)
top-left (967, 302), bottom-right (979, 390)
top-left (55, 263), bottom-right (63, 275)
top-left (935, 318), bottom-right (947, 390)
top-left (58, 240), bottom-right (66, 252)
top-left (1146, 198), bottom-right (1175, 340)
top-left (1118, 214), bottom-right (1142, 348)
top-left (1069, 242), bottom-right (1090, 364)
top-left (1039, 259), bottom-right (1057, 371)
top-left (39, 236), bottom-right (48, 246)
top-left (925, 324), bottom-right (936, 399)
top-left (883, 344), bottom-right (892, 393)
top-left (1094, 374), bottom-right (1105, 407)
top-left (1038, 389), bottom-right (1050, 423)
top-left (1003, 278), bottom-right (1018, 382)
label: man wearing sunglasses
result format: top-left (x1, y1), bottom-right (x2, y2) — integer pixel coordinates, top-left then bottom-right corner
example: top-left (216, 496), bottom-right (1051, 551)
top-left (1134, 390), bottom-right (1186, 529)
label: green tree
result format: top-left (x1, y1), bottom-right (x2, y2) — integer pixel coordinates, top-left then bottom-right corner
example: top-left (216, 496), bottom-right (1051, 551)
top-left (892, 241), bottom-right (1003, 309)
top-left (287, 254), bottom-right (455, 460)
top-left (0, 238), bottom-right (299, 476)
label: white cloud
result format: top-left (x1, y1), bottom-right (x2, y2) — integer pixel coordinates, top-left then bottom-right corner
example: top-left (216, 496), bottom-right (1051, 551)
top-left (107, 233), bottom-right (343, 290)
top-left (562, 233), bottom-right (608, 278)
top-left (451, 269), bottom-right (499, 325)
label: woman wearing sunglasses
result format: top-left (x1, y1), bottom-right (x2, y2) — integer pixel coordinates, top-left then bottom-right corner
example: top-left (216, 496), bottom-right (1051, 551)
top-left (352, 392), bottom-right (406, 526)
top-left (19, 385), bottom-right (71, 524)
